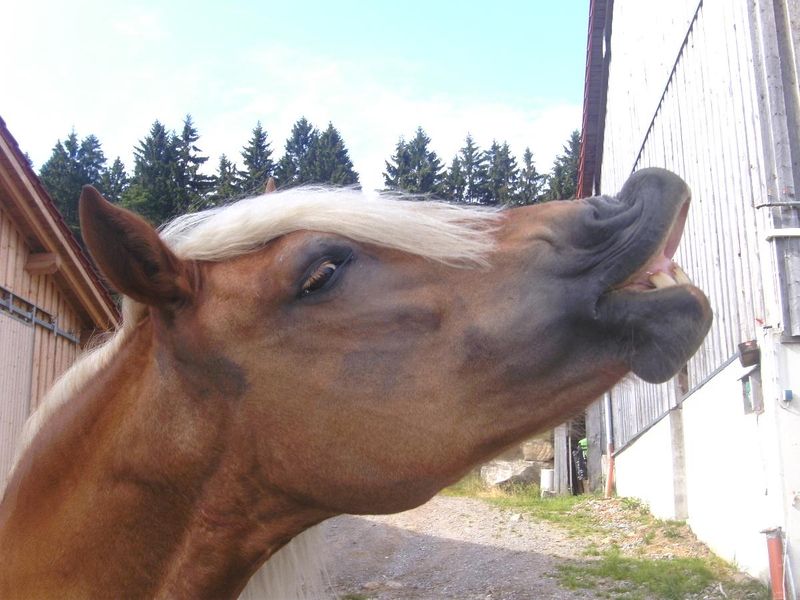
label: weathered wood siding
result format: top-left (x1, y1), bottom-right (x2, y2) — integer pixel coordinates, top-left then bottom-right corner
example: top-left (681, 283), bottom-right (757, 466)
top-left (0, 201), bottom-right (80, 411)
top-left (600, 0), bottom-right (770, 447)
top-left (0, 313), bottom-right (34, 483)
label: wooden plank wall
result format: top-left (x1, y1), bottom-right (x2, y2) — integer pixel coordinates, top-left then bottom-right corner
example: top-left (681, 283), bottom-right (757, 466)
top-left (0, 314), bottom-right (34, 485)
top-left (0, 202), bottom-right (80, 411)
top-left (600, 0), bottom-right (768, 448)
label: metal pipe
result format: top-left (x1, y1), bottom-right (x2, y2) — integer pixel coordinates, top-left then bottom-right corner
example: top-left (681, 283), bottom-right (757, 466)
top-left (603, 392), bottom-right (615, 498)
top-left (765, 228), bottom-right (800, 239)
top-left (763, 527), bottom-right (785, 599)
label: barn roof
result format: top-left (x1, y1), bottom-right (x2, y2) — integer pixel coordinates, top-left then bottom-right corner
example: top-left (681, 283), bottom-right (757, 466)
top-left (577, 0), bottom-right (613, 199)
top-left (0, 116), bottom-right (119, 330)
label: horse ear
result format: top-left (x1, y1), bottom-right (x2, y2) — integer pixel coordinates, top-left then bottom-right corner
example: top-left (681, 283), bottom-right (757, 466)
top-left (264, 177), bottom-right (277, 193)
top-left (79, 186), bottom-right (193, 307)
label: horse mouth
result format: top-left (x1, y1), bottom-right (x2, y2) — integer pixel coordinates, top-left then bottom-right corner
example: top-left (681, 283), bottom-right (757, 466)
top-left (614, 198), bottom-right (693, 293)
top-left (597, 188), bottom-right (712, 384)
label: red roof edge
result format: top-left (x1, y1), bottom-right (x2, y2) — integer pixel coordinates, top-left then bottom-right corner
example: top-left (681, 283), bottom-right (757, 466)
top-left (577, 0), bottom-right (613, 199)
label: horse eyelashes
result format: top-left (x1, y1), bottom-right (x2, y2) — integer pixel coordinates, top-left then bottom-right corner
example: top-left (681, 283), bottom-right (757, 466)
top-left (302, 260), bottom-right (340, 295)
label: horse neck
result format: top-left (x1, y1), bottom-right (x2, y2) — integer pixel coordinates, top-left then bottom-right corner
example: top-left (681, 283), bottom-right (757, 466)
top-left (0, 317), bottom-right (329, 599)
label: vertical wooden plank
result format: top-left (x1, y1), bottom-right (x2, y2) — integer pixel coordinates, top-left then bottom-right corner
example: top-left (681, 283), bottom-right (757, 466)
top-left (553, 423), bottom-right (570, 495)
top-left (29, 327), bottom-right (44, 409)
top-left (586, 399), bottom-right (605, 493)
top-left (1, 210), bottom-right (11, 288)
top-left (0, 314), bottom-right (34, 487)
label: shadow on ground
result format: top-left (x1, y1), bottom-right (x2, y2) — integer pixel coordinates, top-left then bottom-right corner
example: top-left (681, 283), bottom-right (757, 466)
top-left (324, 515), bottom-right (599, 600)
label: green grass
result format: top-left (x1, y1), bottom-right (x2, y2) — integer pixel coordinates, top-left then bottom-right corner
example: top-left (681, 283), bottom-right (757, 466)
top-left (442, 473), bottom-right (770, 600)
top-left (558, 547), bottom-right (714, 600)
top-left (443, 472), bottom-right (601, 537)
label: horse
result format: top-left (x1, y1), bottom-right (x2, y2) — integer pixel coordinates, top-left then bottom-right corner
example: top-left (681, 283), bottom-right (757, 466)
top-left (0, 168), bottom-right (712, 598)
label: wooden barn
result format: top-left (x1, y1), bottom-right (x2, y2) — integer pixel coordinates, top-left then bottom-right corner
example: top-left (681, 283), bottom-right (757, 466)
top-left (578, 0), bottom-right (800, 588)
top-left (0, 117), bottom-right (118, 484)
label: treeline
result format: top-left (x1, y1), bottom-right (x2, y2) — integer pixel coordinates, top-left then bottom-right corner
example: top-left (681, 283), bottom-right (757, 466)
top-left (384, 127), bottom-right (579, 205)
top-left (39, 115), bottom-right (359, 238)
top-left (37, 114), bottom-right (580, 239)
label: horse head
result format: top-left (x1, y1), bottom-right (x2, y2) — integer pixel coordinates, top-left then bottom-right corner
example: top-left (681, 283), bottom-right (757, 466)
top-left (79, 168), bottom-right (710, 514)
top-left (0, 168), bottom-right (711, 598)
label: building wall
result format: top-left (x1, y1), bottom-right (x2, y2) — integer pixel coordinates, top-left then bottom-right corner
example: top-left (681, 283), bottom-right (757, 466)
top-left (602, 0), bottom-right (768, 435)
top-left (0, 199), bottom-right (83, 486)
top-left (598, 0), bottom-right (800, 585)
top-left (681, 360), bottom-right (775, 580)
top-left (0, 202), bottom-right (81, 409)
top-left (614, 348), bottom-right (799, 581)
top-left (614, 415), bottom-right (676, 520)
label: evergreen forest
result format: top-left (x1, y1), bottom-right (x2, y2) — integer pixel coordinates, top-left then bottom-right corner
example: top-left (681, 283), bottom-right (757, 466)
top-left (37, 115), bottom-right (581, 236)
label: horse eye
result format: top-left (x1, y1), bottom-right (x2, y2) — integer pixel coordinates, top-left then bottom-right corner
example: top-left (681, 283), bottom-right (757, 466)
top-left (301, 258), bottom-right (346, 296)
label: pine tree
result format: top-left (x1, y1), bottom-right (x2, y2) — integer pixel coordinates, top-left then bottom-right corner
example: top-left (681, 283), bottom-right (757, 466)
top-left (383, 138), bottom-right (411, 190)
top-left (121, 120), bottom-right (181, 225)
top-left (442, 156), bottom-right (466, 202)
top-left (514, 148), bottom-right (546, 205)
top-left (308, 123), bottom-right (359, 186)
top-left (383, 127), bottom-right (443, 194)
top-left (274, 117), bottom-right (318, 187)
top-left (39, 131), bottom-right (108, 239)
top-left (458, 134), bottom-right (489, 204)
top-left (40, 134), bottom-right (81, 234)
top-left (483, 141), bottom-right (519, 205)
top-left (98, 157), bottom-right (129, 203)
top-left (78, 135), bottom-right (106, 184)
top-left (546, 130), bottom-right (581, 200)
top-left (240, 121), bottom-right (274, 194)
top-left (207, 154), bottom-right (243, 206)
top-left (173, 115), bottom-right (211, 213)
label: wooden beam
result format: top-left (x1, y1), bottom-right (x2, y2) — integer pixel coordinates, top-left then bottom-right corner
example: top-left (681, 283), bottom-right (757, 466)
top-left (25, 252), bottom-right (61, 276)
top-left (585, 400), bottom-right (605, 493)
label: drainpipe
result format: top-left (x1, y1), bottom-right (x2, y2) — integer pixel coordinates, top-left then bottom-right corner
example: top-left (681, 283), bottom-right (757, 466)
top-left (763, 528), bottom-right (785, 599)
top-left (603, 392), bottom-right (615, 498)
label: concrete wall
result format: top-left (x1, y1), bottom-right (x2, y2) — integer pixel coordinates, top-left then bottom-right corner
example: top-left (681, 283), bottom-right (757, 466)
top-left (768, 341), bottom-right (800, 586)
top-left (615, 348), bottom-right (800, 583)
top-left (681, 360), bottom-right (774, 580)
top-left (615, 416), bottom-right (676, 521)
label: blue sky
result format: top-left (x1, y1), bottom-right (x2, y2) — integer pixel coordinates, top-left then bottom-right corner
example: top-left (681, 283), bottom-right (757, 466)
top-left (2, 1), bottom-right (588, 192)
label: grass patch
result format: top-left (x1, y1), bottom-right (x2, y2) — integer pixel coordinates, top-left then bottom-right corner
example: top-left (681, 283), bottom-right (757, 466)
top-left (443, 472), bottom-right (602, 537)
top-left (443, 473), bottom-right (770, 599)
top-left (558, 548), bottom-right (714, 600)
top-left (440, 471), bottom-right (487, 497)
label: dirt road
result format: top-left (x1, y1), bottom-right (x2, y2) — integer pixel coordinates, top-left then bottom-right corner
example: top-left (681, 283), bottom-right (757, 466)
top-left (324, 495), bottom-right (599, 599)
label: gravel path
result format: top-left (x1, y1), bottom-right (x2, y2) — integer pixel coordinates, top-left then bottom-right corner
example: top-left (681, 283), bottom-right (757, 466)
top-left (324, 495), bottom-right (599, 600)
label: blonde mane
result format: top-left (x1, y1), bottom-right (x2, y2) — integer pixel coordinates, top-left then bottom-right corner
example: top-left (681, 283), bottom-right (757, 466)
top-left (4, 187), bottom-right (500, 598)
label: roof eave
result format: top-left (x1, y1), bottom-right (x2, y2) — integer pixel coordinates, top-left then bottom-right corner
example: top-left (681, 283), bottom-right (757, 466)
top-left (0, 116), bottom-right (119, 330)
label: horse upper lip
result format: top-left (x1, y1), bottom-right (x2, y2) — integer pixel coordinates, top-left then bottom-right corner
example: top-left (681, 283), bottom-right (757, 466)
top-left (611, 194), bottom-right (693, 293)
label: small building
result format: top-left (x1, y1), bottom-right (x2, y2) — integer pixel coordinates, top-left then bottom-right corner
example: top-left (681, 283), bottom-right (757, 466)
top-left (578, 0), bottom-right (800, 586)
top-left (0, 116), bottom-right (118, 483)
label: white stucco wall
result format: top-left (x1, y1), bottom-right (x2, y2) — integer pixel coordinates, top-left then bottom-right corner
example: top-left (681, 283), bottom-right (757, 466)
top-left (614, 416), bottom-right (676, 521)
top-left (615, 345), bottom-right (800, 584)
top-left (681, 361), bottom-right (773, 580)
top-left (770, 341), bottom-right (800, 587)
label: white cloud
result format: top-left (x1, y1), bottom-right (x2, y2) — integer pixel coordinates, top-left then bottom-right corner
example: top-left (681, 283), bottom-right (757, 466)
top-left (111, 7), bottom-right (167, 41)
top-left (3, 36), bottom-right (580, 195)
top-left (202, 44), bottom-right (581, 192)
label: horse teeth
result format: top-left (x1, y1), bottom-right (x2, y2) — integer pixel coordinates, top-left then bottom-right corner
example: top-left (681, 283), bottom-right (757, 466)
top-left (673, 264), bottom-right (692, 285)
top-left (649, 271), bottom-right (677, 288)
